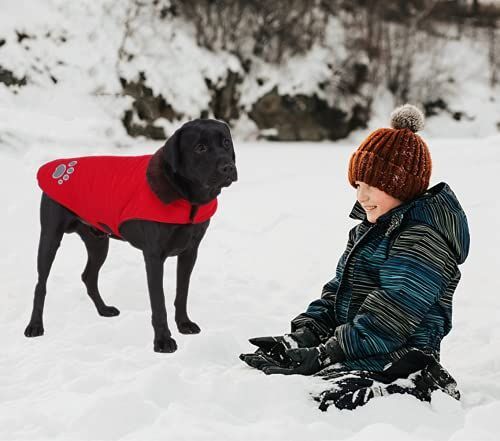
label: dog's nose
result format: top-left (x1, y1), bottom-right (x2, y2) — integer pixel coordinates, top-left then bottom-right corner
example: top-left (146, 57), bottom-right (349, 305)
top-left (218, 162), bottom-right (237, 181)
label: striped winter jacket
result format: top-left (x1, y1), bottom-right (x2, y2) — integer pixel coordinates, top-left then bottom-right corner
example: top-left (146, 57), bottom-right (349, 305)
top-left (291, 182), bottom-right (470, 372)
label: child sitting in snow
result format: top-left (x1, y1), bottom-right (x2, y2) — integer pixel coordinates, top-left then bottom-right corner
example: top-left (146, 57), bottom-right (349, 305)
top-left (240, 104), bottom-right (470, 411)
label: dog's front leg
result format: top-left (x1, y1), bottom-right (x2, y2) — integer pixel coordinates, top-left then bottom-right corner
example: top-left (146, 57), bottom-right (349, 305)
top-left (175, 247), bottom-right (201, 334)
top-left (143, 251), bottom-right (177, 353)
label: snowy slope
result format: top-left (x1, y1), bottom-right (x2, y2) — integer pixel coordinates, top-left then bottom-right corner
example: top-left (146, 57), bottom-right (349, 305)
top-left (2, 0), bottom-right (500, 144)
top-left (1, 130), bottom-right (500, 440)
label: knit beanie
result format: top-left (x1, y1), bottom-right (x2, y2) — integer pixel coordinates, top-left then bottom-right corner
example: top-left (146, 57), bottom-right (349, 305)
top-left (348, 104), bottom-right (432, 202)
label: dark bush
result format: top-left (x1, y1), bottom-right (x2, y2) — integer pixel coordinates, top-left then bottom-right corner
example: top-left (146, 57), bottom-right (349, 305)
top-left (170, 0), bottom-right (330, 63)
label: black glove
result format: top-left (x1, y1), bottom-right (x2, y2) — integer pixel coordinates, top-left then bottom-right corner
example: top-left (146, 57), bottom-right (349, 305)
top-left (239, 351), bottom-right (289, 371)
top-left (261, 347), bottom-right (323, 375)
top-left (240, 336), bottom-right (345, 376)
top-left (246, 327), bottom-right (320, 364)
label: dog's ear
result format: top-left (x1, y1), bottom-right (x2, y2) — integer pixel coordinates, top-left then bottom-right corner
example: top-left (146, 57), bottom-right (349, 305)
top-left (164, 127), bottom-right (182, 173)
top-left (163, 126), bottom-right (182, 174)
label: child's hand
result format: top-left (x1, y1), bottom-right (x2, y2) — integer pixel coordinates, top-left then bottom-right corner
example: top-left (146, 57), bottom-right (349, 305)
top-left (240, 336), bottom-right (345, 376)
top-left (247, 335), bottom-right (295, 364)
top-left (239, 335), bottom-right (295, 368)
top-left (239, 351), bottom-right (292, 370)
top-left (240, 347), bottom-right (323, 376)
top-left (246, 327), bottom-right (320, 363)
top-left (261, 347), bottom-right (323, 375)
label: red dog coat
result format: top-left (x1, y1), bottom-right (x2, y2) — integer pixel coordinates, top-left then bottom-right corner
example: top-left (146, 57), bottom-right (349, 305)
top-left (37, 155), bottom-right (218, 238)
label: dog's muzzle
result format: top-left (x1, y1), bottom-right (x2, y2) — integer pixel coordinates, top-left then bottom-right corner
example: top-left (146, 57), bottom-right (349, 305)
top-left (217, 162), bottom-right (238, 186)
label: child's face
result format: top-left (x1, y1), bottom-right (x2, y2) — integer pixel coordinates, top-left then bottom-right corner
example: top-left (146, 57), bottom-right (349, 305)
top-left (355, 181), bottom-right (403, 224)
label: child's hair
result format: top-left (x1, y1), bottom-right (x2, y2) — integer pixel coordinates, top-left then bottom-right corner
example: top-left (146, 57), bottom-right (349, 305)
top-left (348, 104), bottom-right (432, 202)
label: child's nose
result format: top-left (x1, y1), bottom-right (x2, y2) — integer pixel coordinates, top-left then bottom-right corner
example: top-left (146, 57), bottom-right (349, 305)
top-left (357, 189), bottom-right (368, 203)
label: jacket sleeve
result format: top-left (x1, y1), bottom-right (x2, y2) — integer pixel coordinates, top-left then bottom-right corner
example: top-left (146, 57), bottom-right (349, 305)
top-left (334, 223), bottom-right (456, 360)
top-left (290, 228), bottom-right (356, 338)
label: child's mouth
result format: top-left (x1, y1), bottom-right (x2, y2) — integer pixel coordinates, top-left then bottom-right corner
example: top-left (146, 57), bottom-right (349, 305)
top-left (365, 206), bottom-right (377, 211)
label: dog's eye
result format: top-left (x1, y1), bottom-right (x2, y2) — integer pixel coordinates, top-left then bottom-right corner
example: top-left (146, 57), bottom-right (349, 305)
top-left (194, 144), bottom-right (208, 154)
top-left (223, 139), bottom-right (231, 150)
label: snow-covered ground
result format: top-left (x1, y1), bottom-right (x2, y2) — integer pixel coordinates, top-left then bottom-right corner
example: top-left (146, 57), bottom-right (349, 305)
top-left (1, 125), bottom-right (499, 440)
top-left (1, 1), bottom-right (500, 439)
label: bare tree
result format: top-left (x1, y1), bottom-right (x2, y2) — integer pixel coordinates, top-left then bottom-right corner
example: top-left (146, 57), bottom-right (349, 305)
top-left (171, 0), bottom-right (329, 63)
top-left (488, 20), bottom-right (499, 87)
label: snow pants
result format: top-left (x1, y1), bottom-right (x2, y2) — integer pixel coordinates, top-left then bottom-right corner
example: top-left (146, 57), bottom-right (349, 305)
top-left (313, 350), bottom-right (460, 411)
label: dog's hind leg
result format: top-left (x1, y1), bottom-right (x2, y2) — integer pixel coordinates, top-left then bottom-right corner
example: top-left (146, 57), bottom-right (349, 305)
top-left (25, 194), bottom-right (69, 337)
top-left (76, 224), bottom-right (119, 317)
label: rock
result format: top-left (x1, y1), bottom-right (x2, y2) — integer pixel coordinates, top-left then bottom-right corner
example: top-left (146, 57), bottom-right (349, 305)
top-left (120, 72), bottom-right (182, 140)
top-left (0, 66), bottom-right (27, 87)
top-left (206, 70), bottom-right (243, 123)
top-left (249, 87), bottom-right (369, 141)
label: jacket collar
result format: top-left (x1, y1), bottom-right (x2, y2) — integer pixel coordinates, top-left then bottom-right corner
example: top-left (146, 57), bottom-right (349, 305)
top-left (349, 182), bottom-right (470, 264)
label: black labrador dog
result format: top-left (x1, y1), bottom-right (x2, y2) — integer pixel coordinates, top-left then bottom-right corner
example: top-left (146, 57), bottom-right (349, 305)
top-left (24, 119), bottom-right (237, 353)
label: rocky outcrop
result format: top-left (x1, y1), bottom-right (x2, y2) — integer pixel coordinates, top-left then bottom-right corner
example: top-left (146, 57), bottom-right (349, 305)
top-left (206, 70), bottom-right (243, 123)
top-left (120, 73), bottom-right (182, 140)
top-left (249, 88), bottom-right (369, 141)
top-left (121, 69), bottom-right (243, 139)
top-left (423, 98), bottom-right (475, 122)
top-left (0, 66), bottom-right (27, 87)
top-left (247, 57), bottom-right (372, 141)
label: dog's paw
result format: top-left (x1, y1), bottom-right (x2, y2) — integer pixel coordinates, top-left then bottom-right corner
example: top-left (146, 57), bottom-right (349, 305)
top-left (177, 320), bottom-right (201, 335)
top-left (154, 336), bottom-right (178, 353)
top-left (98, 306), bottom-right (120, 317)
top-left (24, 323), bottom-right (44, 337)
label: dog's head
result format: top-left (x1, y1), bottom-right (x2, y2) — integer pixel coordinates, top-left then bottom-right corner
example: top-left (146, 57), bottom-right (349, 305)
top-left (160, 119), bottom-right (237, 205)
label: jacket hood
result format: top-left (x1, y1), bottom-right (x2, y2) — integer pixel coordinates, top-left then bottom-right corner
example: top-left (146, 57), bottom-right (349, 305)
top-left (349, 182), bottom-right (470, 264)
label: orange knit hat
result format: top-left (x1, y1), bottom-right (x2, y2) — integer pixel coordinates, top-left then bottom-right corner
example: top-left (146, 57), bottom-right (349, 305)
top-left (348, 104), bottom-right (432, 202)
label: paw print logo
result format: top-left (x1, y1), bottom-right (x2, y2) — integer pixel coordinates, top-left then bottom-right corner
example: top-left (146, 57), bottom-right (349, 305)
top-left (52, 160), bottom-right (77, 185)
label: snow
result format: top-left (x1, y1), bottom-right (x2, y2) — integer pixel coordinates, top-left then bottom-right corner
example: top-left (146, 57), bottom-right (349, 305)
top-left (1, 126), bottom-right (500, 439)
top-left (3, 0), bottom-right (498, 142)
top-left (1, 1), bottom-right (500, 439)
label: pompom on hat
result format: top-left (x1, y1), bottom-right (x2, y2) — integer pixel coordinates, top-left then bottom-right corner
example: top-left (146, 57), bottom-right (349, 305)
top-left (348, 104), bottom-right (432, 202)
